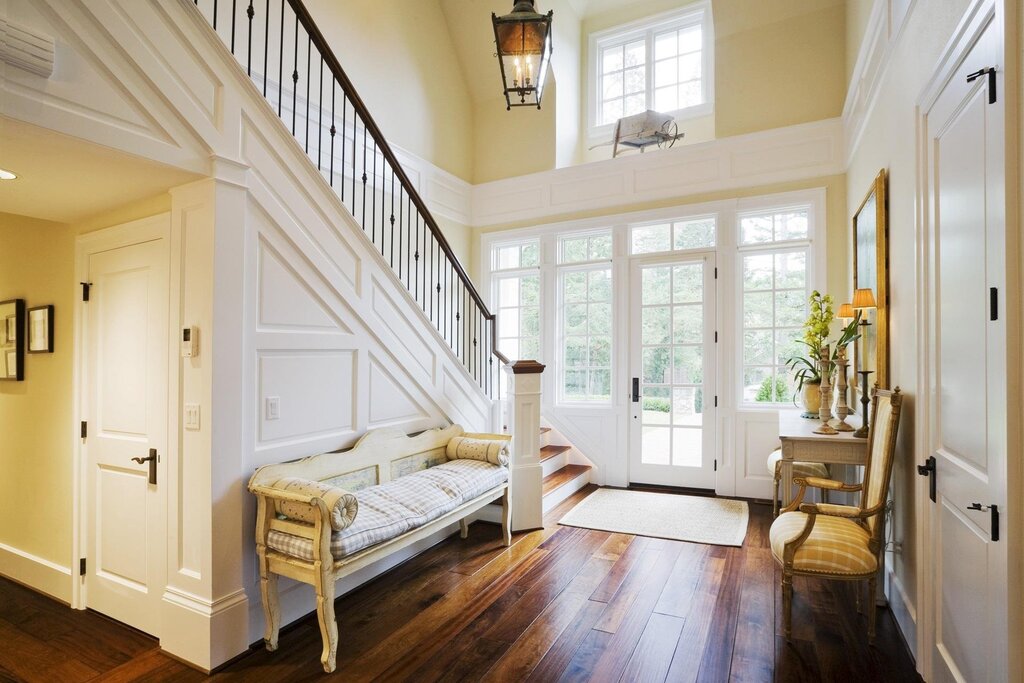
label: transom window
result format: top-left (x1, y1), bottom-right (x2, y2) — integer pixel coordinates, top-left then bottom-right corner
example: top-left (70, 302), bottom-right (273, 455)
top-left (590, 4), bottom-right (712, 133)
top-left (630, 216), bottom-right (716, 254)
top-left (738, 207), bottom-right (812, 405)
top-left (560, 230), bottom-right (613, 264)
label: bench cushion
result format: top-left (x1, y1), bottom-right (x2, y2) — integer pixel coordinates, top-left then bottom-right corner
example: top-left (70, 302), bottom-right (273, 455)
top-left (273, 477), bottom-right (358, 531)
top-left (267, 460), bottom-right (508, 561)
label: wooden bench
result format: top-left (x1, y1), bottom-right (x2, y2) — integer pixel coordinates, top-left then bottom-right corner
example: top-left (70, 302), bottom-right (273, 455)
top-left (248, 424), bottom-right (512, 672)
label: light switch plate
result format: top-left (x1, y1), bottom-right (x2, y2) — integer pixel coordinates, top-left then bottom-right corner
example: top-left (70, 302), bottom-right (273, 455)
top-left (184, 403), bottom-right (201, 430)
top-left (265, 396), bottom-right (280, 420)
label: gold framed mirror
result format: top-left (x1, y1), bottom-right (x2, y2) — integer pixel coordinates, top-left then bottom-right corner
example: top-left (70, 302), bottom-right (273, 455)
top-left (852, 168), bottom-right (889, 388)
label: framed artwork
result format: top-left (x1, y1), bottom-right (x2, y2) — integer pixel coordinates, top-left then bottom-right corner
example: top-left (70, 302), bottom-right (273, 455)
top-left (27, 305), bottom-right (54, 354)
top-left (0, 299), bottom-right (25, 381)
top-left (853, 168), bottom-right (889, 389)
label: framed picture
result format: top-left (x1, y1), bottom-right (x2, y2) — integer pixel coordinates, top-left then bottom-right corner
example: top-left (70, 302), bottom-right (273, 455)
top-left (27, 305), bottom-right (54, 354)
top-left (0, 299), bottom-right (25, 381)
top-left (853, 168), bottom-right (889, 389)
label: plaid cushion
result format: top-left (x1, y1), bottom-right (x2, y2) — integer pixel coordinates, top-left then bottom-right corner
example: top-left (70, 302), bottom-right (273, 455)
top-left (267, 460), bottom-right (508, 561)
top-left (769, 511), bottom-right (876, 576)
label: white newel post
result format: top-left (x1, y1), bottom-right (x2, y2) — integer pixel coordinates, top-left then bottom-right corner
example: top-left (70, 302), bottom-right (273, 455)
top-left (506, 360), bottom-right (545, 532)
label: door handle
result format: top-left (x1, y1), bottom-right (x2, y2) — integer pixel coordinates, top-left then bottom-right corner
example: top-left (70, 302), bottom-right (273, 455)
top-left (131, 448), bottom-right (158, 486)
top-left (631, 377), bottom-right (640, 403)
top-left (966, 503), bottom-right (999, 542)
top-left (917, 456), bottom-right (936, 503)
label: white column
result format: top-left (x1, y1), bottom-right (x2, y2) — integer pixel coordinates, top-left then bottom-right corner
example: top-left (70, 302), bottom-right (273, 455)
top-left (505, 360), bottom-right (544, 532)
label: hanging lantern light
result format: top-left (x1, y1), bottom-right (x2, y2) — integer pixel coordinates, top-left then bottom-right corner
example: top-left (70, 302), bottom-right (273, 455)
top-left (492, 0), bottom-right (553, 110)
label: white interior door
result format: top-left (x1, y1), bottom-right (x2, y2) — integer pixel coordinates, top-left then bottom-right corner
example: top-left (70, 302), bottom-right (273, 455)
top-left (84, 231), bottom-right (169, 637)
top-left (629, 254), bottom-right (716, 489)
top-left (924, 10), bottom-right (1007, 682)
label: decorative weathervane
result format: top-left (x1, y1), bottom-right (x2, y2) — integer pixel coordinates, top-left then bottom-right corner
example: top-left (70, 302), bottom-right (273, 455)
top-left (492, 0), bottom-right (553, 110)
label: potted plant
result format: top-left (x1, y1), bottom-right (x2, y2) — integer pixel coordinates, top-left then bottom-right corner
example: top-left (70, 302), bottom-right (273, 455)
top-left (785, 291), bottom-right (860, 418)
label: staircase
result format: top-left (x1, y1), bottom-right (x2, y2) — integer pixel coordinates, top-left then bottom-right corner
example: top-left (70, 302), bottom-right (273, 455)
top-left (539, 426), bottom-right (592, 512)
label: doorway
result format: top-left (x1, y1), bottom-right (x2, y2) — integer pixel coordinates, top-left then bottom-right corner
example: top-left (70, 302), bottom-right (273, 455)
top-left (628, 253), bottom-right (717, 489)
top-left (77, 215), bottom-right (170, 637)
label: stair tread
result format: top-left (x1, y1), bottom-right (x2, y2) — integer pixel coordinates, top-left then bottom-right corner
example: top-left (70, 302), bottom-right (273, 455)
top-left (540, 427), bottom-right (552, 434)
top-left (542, 464), bottom-right (591, 496)
top-left (539, 444), bottom-right (572, 462)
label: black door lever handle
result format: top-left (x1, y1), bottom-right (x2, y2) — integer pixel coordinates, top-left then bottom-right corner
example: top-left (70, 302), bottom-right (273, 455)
top-left (917, 456), bottom-right (936, 503)
top-left (130, 448), bottom-right (158, 486)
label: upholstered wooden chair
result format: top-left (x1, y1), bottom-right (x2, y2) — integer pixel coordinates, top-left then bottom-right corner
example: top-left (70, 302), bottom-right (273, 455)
top-left (767, 448), bottom-right (830, 516)
top-left (769, 387), bottom-right (902, 643)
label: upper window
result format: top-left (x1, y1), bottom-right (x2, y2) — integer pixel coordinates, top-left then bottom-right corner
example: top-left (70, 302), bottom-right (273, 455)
top-left (630, 215), bottom-right (716, 255)
top-left (590, 4), bottom-right (713, 135)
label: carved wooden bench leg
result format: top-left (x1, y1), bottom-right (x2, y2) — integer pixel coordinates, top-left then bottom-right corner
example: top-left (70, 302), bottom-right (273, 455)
top-left (258, 549), bottom-right (281, 651)
top-left (314, 563), bottom-right (338, 673)
top-left (501, 489), bottom-right (512, 547)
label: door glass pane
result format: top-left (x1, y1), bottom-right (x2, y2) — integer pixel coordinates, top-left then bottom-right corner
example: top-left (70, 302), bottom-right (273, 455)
top-left (643, 346), bottom-right (670, 384)
top-left (672, 304), bottom-right (702, 343)
top-left (673, 345), bottom-right (702, 384)
top-left (643, 306), bottom-right (670, 344)
top-left (642, 426), bottom-right (671, 465)
top-left (672, 387), bottom-right (702, 425)
top-left (672, 428), bottom-right (702, 466)
top-left (672, 264), bottom-right (702, 302)
top-left (642, 266), bottom-right (672, 304)
top-left (642, 386), bottom-right (671, 424)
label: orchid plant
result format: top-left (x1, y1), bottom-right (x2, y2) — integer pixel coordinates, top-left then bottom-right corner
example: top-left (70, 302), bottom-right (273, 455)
top-left (785, 291), bottom-right (860, 394)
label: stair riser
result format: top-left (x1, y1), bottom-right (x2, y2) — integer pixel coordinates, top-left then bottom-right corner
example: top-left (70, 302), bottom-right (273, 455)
top-left (542, 471), bottom-right (590, 512)
top-left (541, 453), bottom-right (568, 478)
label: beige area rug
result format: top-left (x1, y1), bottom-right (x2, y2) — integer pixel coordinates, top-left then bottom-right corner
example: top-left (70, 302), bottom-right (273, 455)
top-left (558, 488), bottom-right (749, 547)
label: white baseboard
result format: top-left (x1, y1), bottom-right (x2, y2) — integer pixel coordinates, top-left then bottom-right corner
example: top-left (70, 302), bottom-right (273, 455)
top-left (885, 563), bottom-right (918, 661)
top-left (161, 587), bottom-right (250, 671)
top-left (0, 541), bottom-right (71, 603)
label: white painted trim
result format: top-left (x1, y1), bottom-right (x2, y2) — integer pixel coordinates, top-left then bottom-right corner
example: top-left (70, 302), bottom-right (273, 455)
top-left (472, 118), bottom-right (844, 228)
top-left (886, 563), bottom-right (918, 659)
top-left (842, 0), bottom-right (919, 163)
top-left (0, 17), bottom-right (56, 78)
top-left (0, 541), bottom-right (72, 604)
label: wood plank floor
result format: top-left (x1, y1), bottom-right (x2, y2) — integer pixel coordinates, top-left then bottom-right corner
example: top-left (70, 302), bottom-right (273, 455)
top-left (0, 486), bottom-right (921, 682)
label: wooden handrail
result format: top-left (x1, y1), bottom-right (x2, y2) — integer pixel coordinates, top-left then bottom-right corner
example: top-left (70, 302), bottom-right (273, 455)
top-left (286, 0), bottom-right (495, 323)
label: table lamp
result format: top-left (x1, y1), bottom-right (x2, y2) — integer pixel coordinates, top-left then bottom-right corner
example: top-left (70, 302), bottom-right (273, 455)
top-left (852, 288), bottom-right (876, 438)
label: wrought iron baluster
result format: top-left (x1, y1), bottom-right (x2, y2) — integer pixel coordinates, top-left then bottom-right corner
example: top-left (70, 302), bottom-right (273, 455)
top-left (230, 0), bottom-right (236, 53)
top-left (291, 13), bottom-right (298, 134)
top-left (389, 170), bottom-right (395, 268)
top-left (371, 141), bottom-right (377, 247)
top-left (213, 0), bottom-right (218, 30)
top-left (304, 36), bottom-right (311, 152)
top-left (339, 91), bottom-right (346, 200)
top-left (361, 125), bottom-right (368, 237)
top-left (263, 0), bottom-right (269, 96)
top-left (246, 1), bottom-right (254, 75)
top-left (328, 81), bottom-right (335, 185)
top-left (317, 56), bottom-right (323, 170)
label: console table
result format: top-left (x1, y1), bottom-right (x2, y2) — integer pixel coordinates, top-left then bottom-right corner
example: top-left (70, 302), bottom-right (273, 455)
top-left (777, 410), bottom-right (867, 508)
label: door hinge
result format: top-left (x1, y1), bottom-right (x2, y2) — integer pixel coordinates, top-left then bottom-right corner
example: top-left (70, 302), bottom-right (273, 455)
top-left (714, 395), bottom-right (718, 407)
top-left (79, 558), bottom-right (86, 576)
top-left (990, 287), bottom-right (998, 321)
top-left (80, 282), bottom-right (92, 302)
top-left (966, 67), bottom-right (997, 104)
top-left (714, 267), bottom-right (718, 279)
top-left (714, 459), bottom-right (717, 472)
top-left (80, 421), bottom-right (87, 439)
top-left (714, 331), bottom-right (718, 343)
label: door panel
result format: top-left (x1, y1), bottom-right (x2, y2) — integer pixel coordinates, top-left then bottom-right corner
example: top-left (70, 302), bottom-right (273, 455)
top-left (630, 255), bottom-right (716, 488)
top-left (925, 12), bottom-right (1006, 681)
top-left (86, 236), bottom-right (168, 637)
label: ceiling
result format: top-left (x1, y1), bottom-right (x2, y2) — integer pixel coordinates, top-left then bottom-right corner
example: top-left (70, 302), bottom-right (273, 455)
top-left (0, 117), bottom-right (200, 225)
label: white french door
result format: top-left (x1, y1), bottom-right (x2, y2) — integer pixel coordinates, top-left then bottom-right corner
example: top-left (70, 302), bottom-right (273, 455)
top-left (922, 5), bottom-right (1007, 681)
top-left (83, 222), bottom-right (170, 638)
top-left (628, 253), bottom-right (716, 488)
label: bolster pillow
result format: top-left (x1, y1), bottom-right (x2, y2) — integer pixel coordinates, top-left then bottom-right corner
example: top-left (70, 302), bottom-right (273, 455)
top-left (445, 436), bottom-right (509, 467)
top-left (273, 477), bottom-right (358, 531)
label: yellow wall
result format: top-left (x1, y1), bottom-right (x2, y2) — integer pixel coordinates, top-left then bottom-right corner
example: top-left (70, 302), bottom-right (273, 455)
top-left (305, 0), bottom-right (475, 182)
top-left (714, 0), bottom-right (846, 137)
top-left (0, 213), bottom-right (76, 572)
top-left (845, 0), bottom-right (972, 639)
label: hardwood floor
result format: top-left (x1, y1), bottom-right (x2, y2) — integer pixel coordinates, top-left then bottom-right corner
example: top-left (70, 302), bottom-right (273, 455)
top-left (0, 486), bottom-right (920, 682)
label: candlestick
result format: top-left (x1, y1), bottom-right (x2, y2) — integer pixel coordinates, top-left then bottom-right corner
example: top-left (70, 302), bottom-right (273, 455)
top-left (814, 345), bottom-right (837, 435)
top-left (854, 371), bottom-right (873, 438)
top-left (833, 347), bottom-right (854, 432)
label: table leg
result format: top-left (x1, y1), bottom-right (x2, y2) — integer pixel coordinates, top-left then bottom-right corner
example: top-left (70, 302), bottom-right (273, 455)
top-left (780, 458), bottom-right (794, 510)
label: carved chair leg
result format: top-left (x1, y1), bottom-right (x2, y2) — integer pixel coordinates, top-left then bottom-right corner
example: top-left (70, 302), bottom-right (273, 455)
top-left (315, 569), bottom-right (339, 673)
top-left (782, 571), bottom-right (794, 641)
top-left (459, 518), bottom-right (470, 539)
top-left (773, 477), bottom-right (780, 517)
top-left (501, 490), bottom-right (512, 547)
top-left (258, 548), bottom-right (280, 651)
top-left (867, 577), bottom-right (877, 644)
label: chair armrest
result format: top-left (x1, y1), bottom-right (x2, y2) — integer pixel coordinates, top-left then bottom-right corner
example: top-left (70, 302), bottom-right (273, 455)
top-left (793, 476), bottom-right (862, 492)
top-left (799, 502), bottom-right (861, 518)
top-left (250, 483), bottom-right (322, 506)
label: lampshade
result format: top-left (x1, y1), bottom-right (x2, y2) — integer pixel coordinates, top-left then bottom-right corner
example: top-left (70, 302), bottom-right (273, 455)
top-left (492, 0), bottom-right (553, 110)
top-left (852, 288), bottom-right (877, 310)
top-left (837, 303), bottom-right (855, 319)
